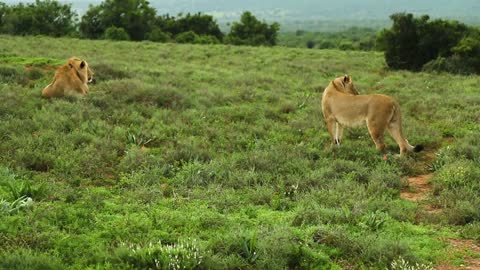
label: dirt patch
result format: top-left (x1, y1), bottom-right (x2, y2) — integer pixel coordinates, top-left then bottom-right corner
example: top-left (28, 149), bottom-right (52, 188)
top-left (400, 173), bottom-right (434, 202)
top-left (437, 239), bottom-right (480, 270)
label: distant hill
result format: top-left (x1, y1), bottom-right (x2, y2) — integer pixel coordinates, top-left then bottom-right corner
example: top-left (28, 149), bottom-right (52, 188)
top-left (3, 0), bottom-right (480, 31)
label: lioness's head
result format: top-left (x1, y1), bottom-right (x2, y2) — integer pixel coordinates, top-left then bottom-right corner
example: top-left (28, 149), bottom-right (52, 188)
top-left (333, 74), bottom-right (359, 95)
top-left (68, 57), bottom-right (94, 83)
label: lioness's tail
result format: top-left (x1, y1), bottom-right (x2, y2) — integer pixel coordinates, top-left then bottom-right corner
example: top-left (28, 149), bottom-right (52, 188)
top-left (413, 144), bottom-right (424, 152)
top-left (405, 140), bottom-right (423, 153)
top-left (390, 103), bottom-right (423, 155)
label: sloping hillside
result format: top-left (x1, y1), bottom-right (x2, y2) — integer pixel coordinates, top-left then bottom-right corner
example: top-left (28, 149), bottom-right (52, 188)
top-left (0, 35), bottom-right (479, 269)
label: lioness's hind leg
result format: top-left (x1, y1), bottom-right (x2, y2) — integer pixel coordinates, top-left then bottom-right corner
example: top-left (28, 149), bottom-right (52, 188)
top-left (335, 123), bottom-right (344, 145)
top-left (366, 120), bottom-right (386, 153)
top-left (325, 118), bottom-right (338, 146)
top-left (387, 125), bottom-right (410, 156)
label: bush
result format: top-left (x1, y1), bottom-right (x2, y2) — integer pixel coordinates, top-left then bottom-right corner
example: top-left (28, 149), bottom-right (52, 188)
top-left (0, 0), bottom-right (77, 37)
top-left (0, 249), bottom-right (64, 270)
top-left (194, 35), bottom-right (220, 44)
top-left (80, 0), bottom-right (156, 40)
top-left (226, 11), bottom-right (280, 46)
top-left (104, 26), bottom-right (130, 41)
top-left (175, 31), bottom-right (198, 44)
top-left (113, 239), bottom-right (203, 269)
top-left (422, 56), bottom-right (474, 74)
top-left (306, 40), bottom-right (315, 49)
top-left (146, 27), bottom-right (171, 42)
top-left (154, 12), bottom-right (223, 40)
top-left (377, 13), bottom-right (473, 72)
top-left (338, 41), bottom-right (355, 51)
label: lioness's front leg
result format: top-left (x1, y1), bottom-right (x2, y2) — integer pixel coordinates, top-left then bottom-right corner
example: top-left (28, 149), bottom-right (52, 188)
top-left (79, 84), bottom-right (89, 95)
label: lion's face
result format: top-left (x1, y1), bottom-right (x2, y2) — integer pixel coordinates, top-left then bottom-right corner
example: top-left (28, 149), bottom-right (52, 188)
top-left (87, 64), bottom-right (94, 83)
top-left (68, 57), bottom-right (94, 84)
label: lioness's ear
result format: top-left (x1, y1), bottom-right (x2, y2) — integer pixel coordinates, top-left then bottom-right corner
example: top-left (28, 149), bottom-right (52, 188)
top-left (343, 75), bottom-right (349, 83)
top-left (80, 61), bottom-right (85, 69)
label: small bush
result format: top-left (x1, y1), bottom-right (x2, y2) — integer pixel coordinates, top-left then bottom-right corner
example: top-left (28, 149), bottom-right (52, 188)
top-left (113, 239), bottom-right (203, 269)
top-left (306, 40), bottom-right (315, 49)
top-left (0, 66), bottom-right (28, 85)
top-left (176, 31), bottom-right (198, 44)
top-left (104, 26), bottom-right (130, 41)
top-left (390, 256), bottom-right (433, 270)
top-left (194, 35), bottom-right (220, 44)
top-left (147, 28), bottom-right (171, 42)
top-left (0, 249), bottom-right (64, 270)
top-left (460, 222), bottom-right (480, 240)
top-left (422, 56), bottom-right (476, 75)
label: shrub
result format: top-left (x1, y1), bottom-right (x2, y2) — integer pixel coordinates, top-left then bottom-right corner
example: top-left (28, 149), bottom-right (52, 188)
top-left (80, 0), bottom-right (156, 40)
top-left (194, 35), bottom-right (220, 44)
top-left (0, 1), bottom-right (77, 37)
top-left (390, 257), bottom-right (433, 270)
top-left (306, 40), bottom-right (315, 49)
top-left (377, 13), bottom-right (472, 71)
top-left (338, 41), bottom-right (355, 51)
top-left (226, 11), bottom-right (279, 46)
top-left (154, 12), bottom-right (223, 40)
top-left (175, 31), bottom-right (198, 44)
top-left (0, 249), bottom-right (64, 270)
top-left (104, 26), bottom-right (130, 41)
top-left (146, 27), bottom-right (171, 42)
top-left (113, 239), bottom-right (203, 269)
top-left (0, 66), bottom-right (28, 85)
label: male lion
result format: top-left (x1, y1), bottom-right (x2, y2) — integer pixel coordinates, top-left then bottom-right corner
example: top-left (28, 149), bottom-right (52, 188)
top-left (41, 57), bottom-right (94, 98)
top-left (321, 75), bottom-right (423, 156)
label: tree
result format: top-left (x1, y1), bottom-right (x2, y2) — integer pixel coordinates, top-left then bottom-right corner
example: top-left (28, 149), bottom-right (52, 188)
top-left (306, 40), bottom-right (315, 49)
top-left (80, 0), bottom-right (156, 41)
top-left (226, 11), bottom-right (280, 46)
top-left (154, 12), bottom-right (223, 41)
top-left (0, 0), bottom-right (77, 37)
top-left (104, 26), bottom-right (130, 41)
top-left (377, 13), bottom-right (470, 71)
top-left (146, 27), bottom-right (171, 42)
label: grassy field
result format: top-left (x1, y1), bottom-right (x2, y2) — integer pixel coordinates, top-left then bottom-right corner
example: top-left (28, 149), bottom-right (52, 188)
top-left (0, 35), bottom-right (479, 269)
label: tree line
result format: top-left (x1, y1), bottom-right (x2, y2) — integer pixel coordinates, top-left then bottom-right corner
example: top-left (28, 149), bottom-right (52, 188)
top-left (377, 13), bottom-right (480, 74)
top-left (283, 13), bottom-right (480, 74)
top-left (0, 0), bottom-right (279, 46)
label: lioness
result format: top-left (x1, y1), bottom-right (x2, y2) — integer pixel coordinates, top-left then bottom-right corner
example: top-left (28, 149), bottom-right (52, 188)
top-left (41, 57), bottom-right (94, 98)
top-left (321, 75), bottom-right (423, 156)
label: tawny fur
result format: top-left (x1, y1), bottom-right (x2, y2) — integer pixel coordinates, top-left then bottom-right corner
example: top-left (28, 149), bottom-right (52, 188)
top-left (41, 57), bottom-right (94, 98)
top-left (321, 75), bottom-right (422, 156)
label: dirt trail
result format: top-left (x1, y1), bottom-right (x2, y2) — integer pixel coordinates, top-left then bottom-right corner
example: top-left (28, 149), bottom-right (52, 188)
top-left (399, 144), bottom-right (480, 270)
top-left (437, 239), bottom-right (480, 270)
top-left (400, 173), bottom-right (434, 202)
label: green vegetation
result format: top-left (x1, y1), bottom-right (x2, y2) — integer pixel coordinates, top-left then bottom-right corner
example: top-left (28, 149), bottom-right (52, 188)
top-left (0, 0), bottom-right (279, 46)
top-left (0, 0), bottom-right (77, 37)
top-left (0, 34), bottom-right (479, 269)
top-left (377, 13), bottom-right (480, 74)
top-left (279, 27), bottom-right (377, 51)
top-left (225, 11), bottom-right (280, 46)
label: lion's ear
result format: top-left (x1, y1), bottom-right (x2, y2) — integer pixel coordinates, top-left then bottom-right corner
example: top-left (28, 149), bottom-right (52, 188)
top-left (80, 61), bottom-right (85, 69)
top-left (68, 63), bottom-right (73, 68)
top-left (343, 75), bottom-right (349, 83)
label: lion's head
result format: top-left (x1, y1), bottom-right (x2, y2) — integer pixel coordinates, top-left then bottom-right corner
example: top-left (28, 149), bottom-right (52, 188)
top-left (333, 74), bottom-right (359, 95)
top-left (68, 57), bottom-right (94, 84)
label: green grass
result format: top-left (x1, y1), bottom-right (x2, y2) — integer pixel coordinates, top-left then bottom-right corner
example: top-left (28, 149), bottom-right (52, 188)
top-left (0, 34), bottom-right (479, 269)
